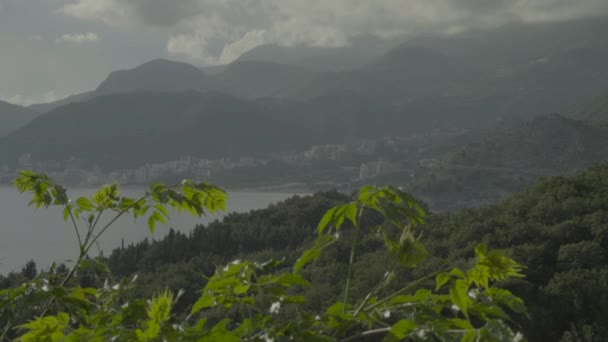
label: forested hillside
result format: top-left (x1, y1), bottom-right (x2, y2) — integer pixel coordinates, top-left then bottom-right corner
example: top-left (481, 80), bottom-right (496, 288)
top-left (12, 164), bottom-right (599, 341)
top-left (0, 173), bottom-right (527, 341)
top-left (405, 114), bottom-right (608, 210)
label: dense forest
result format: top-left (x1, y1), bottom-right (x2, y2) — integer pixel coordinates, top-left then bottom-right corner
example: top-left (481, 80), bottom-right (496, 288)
top-left (2, 164), bottom-right (607, 340)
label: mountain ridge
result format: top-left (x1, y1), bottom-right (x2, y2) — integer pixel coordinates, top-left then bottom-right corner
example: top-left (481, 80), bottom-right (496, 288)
top-left (0, 100), bottom-right (39, 136)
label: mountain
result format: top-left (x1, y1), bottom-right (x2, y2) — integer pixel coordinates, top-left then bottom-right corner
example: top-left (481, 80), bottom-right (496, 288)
top-left (96, 59), bottom-right (218, 95)
top-left (0, 91), bottom-right (309, 170)
top-left (235, 37), bottom-right (398, 71)
top-left (214, 61), bottom-right (320, 99)
top-left (572, 92), bottom-right (608, 123)
top-left (0, 100), bottom-right (39, 136)
top-left (29, 59), bottom-right (222, 113)
top-left (277, 43), bottom-right (482, 118)
top-left (29, 91), bottom-right (95, 113)
top-left (276, 17), bottom-right (608, 130)
top-left (407, 114), bottom-right (608, 210)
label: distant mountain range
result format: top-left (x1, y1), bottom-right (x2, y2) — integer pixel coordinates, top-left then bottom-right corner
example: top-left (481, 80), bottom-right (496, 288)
top-left (1, 16), bottom-right (607, 193)
top-left (0, 101), bottom-right (39, 137)
top-left (1, 92), bottom-right (311, 170)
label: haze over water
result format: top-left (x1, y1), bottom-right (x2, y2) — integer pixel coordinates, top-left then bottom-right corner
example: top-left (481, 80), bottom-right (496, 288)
top-left (0, 186), bottom-right (297, 275)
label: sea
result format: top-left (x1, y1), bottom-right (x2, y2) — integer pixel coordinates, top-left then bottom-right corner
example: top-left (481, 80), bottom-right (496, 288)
top-left (0, 186), bottom-right (299, 275)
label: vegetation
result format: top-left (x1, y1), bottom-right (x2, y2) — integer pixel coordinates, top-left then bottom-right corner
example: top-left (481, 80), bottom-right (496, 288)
top-left (0, 171), bottom-right (526, 341)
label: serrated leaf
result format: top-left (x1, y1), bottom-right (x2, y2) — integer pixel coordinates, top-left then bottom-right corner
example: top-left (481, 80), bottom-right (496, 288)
top-left (450, 279), bottom-right (472, 319)
top-left (154, 204), bottom-right (170, 218)
top-left (272, 273), bottom-right (311, 287)
top-left (436, 272), bottom-right (451, 291)
top-left (317, 203), bottom-right (358, 234)
top-left (76, 197), bottom-right (94, 211)
top-left (192, 295), bottom-right (215, 314)
top-left (294, 234), bottom-right (336, 273)
top-left (384, 320), bottom-right (417, 341)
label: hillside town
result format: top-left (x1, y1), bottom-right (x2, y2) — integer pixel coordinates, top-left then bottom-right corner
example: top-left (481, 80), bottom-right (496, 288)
top-left (0, 137), bottom-right (415, 187)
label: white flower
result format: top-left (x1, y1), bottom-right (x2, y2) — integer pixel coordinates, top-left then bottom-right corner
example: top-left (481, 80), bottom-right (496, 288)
top-left (383, 310), bottom-right (391, 318)
top-left (270, 302), bottom-right (281, 314)
top-left (514, 332), bottom-right (524, 342)
top-left (416, 330), bottom-right (427, 339)
top-left (468, 289), bottom-right (477, 300)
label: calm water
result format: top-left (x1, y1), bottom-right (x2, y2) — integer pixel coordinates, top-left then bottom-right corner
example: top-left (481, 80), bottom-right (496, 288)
top-left (0, 186), bottom-right (298, 275)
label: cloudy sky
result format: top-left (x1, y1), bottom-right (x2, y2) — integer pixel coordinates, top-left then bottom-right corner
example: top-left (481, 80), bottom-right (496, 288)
top-left (1, 0), bottom-right (607, 105)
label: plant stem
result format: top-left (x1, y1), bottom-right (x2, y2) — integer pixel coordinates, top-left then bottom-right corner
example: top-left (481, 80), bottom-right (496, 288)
top-left (365, 267), bottom-right (448, 312)
top-left (343, 207), bottom-right (364, 313)
top-left (66, 206), bottom-right (82, 249)
top-left (337, 327), bottom-right (391, 342)
top-left (353, 262), bottom-right (395, 316)
top-left (83, 196), bottom-right (147, 256)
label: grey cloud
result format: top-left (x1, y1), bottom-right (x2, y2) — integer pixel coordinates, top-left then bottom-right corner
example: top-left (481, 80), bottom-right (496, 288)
top-left (42, 1), bottom-right (608, 65)
top-left (127, 0), bottom-right (201, 26)
top-left (153, 0), bottom-right (608, 63)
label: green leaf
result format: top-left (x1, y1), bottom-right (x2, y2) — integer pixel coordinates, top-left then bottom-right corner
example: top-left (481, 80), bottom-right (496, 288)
top-left (271, 273), bottom-right (311, 287)
top-left (398, 241), bottom-right (429, 268)
top-left (147, 211), bottom-right (167, 235)
top-left (294, 234), bottom-right (336, 273)
top-left (384, 320), bottom-right (417, 341)
top-left (317, 203), bottom-right (358, 234)
top-left (475, 242), bottom-right (488, 258)
top-left (450, 279), bottom-right (472, 319)
top-left (148, 290), bottom-right (173, 324)
top-left (483, 288), bottom-right (526, 313)
top-left (326, 302), bottom-right (349, 316)
top-left (76, 197), bottom-right (94, 211)
top-left (154, 204), bottom-right (170, 218)
top-left (192, 295), bottom-right (215, 314)
top-left (447, 319), bottom-right (474, 330)
top-left (384, 231), bottom-right (429, 268)
top-left (436, 272), bottom-right (451, 291)
top-left (450, 268), bottom-right (466, 279)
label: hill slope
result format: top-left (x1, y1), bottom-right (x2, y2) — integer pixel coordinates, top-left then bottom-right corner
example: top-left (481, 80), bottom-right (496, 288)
top-left (408, 114), bottom-right (608, 210)
top-left (96, 59), bottom-right (218, 95)
top-left (29, 60), bottom-right (221, 113)
top-left (0, 91), bottom-right (309, 170)
top-left (214, 61), bottom-right (319, 99)
top-left (99, 165), bottom-right (608, 341)
top-left (0, 100), bottom-right (39, 136)
top-left (29, 91), bottom-right (95, 113)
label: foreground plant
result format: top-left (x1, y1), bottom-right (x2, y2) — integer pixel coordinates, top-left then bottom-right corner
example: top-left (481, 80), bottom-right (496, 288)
top-left (1, 171), bottom-right (526, 341)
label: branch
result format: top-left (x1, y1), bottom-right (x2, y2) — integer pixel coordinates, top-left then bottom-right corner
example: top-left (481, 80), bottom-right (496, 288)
top-left (66, 206), bottom-right (82, 250)
top-left (343, 206), bottom-right (364, 313)
top-left (338, 328), bottom-right (391, 342)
